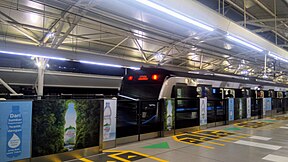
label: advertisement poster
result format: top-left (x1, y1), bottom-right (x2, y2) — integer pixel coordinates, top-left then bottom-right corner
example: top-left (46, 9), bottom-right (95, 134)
top-left (32, 99), bottom-right (101, 157)
top-left (64, 101), bottom-right (77, 151)
top-left (228, 98), bottom-right (234, 121)
top-left (263, 98), bottom-right (272, 116)
top-left (0, 101), bottom-right (32, 162)
top-left (103, 99), bottom-right (117, 142)
top-left (164, 99), bottom-right (175, 131)
top-left (265, 98), bottom-right (272, 111)
top-left (262, 98), bottom-right (266, 116)
top-left (246, 97), bottom-right (251, 118)
top-left (239, 99), bottom-right (243, 119)
top-left (200, 98), bottom-right (207, 126)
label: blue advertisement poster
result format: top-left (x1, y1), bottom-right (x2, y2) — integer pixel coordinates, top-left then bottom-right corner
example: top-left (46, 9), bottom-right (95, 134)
top-left (265, 98), bottom-right (272, 111)
top-left (228, 98), bottom-right (234, 121)
top-left (0, 101), bottom-right (32, 162)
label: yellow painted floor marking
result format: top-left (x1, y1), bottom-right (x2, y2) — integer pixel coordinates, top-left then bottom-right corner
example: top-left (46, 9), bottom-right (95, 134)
top-left (172, 136), bottom-right (214, 149)
top-left (108, 152), bottom-right (130, 162)
top-left (193, 132), bottom-right (238, 141)
top-left (230, 134), bottom-right (248, 138)
top-left (128, 150), bottom-right (168, 162)
top-left (79, 158), bottom-right (93, 162)
top-left (173, 136), bottom-right (214, 149)
top-left (128, 156), bottom-right (136, 159)
top-left (181, 134), bottom-right (225, 146)
top-left (188, 133), bottom-right (232, 143)
top-left (104, 150), bottom-right (168, 162)
top-left (106, 161), bottom-right (116, 162)
top-left (199, 130), bottom-right (248, 140)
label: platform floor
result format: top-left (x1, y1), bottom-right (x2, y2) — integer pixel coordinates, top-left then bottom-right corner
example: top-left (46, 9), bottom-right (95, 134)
top-left (68, 115), bottom-right (288, 162)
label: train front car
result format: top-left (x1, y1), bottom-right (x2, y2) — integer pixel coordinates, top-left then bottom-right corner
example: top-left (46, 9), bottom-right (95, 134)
top-left (119, 67), bottom-right (171, 100)
top-left (116, 67), bottom-right (171, 141)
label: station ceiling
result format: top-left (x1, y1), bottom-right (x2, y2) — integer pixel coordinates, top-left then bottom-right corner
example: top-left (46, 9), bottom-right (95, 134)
top-left (0, 0), bottom-right (288, 83)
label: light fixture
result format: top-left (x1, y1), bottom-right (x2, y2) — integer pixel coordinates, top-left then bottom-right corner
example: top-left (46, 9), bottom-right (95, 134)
top-left (224, 43), bottom-right (232, 50)
top-left (47, 32), bottom-right (55, 38)
top-left (135, 0), bottom-right (214, 31)
top-left (79, 60), bottom-right (123, 68)
top-left (1, 50), bottom-right (141, 70)
top-left (154, 53), bottom-right (164, 61)
top-left (226, 35), bottom-right (263, 52)
top-left (0, 50), bottom-right (68, 61)
top-left (268, 52), bottom-right (288, 63)
top-left (240, 70), bottom-right (248, 75)
top-left (127, 66), bottom-right (141, 70)
top-left (80, 60), bottom-right (141, 70)
top-left (35, 62), bottom-right (41, 67)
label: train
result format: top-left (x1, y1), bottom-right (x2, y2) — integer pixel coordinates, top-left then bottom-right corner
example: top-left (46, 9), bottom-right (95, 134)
top-left (119, 67), bottom-right (288, 100)
top-left (115, 67), bottom-right (288, 142)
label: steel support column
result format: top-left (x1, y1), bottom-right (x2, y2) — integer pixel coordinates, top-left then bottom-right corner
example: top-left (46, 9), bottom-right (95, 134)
top-left (264, 53), bottom-right (267, 77)
top-left (36, 58), bottom-right (48, 100)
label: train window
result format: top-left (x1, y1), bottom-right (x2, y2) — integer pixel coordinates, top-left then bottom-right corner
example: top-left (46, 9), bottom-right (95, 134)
top-left (172, 85), bottom-right (197, 99)
top-left (120, 83), bottom-right (162, 99)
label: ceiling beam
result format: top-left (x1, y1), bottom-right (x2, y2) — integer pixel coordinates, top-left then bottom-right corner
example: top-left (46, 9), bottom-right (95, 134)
top-left (0, 11), bottom-right (40, 44)
top-left (225, 0), bottom-right (288, 45)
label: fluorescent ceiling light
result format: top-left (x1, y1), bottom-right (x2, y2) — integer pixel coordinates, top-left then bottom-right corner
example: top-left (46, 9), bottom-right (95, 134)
top-left (127, 66), bottom-right (141, 70)
top-left (226, 35), bottom-right (263, 52)
top-left (80, 60), bottom-right (141, 70)
top-left (80, 60), bottom-right (123, 68)
top-left (0, 50), bottom-right (141, 70)
top-left (268, 52), bottom-right (288, 63)
top-left (0, 50), bottom-right (68, 61)
top-left (136, 0), bottom-right (214, 31)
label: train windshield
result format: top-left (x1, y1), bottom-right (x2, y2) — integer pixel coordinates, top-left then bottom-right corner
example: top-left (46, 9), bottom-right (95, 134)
top-left (120, 73), bottom-right (166, 99)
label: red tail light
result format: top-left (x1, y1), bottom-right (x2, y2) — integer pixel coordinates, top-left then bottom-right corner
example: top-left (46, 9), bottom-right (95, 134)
top-left (128, 76), bottom-right (133, 80)
top-left (138, 75), bottom-right (149, 81)
top-left (151, 74), bottom-right (159, 80)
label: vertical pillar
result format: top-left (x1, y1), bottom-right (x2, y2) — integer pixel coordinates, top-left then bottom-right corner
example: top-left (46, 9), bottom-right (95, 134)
top-left (222, 0), bottom-right (225, 15)
top-left (200, 54), bottom-right (204, 69)
top-left (36, 57), bottom-right (48, 100)
top-left (244, 0), bottom-right (247, 28)
top-left (264, 53), bottom-right (267, 77)
top-left (274, 0), bottom-right (277, 45)
top-left (218, 0), bottom-right (221, 13)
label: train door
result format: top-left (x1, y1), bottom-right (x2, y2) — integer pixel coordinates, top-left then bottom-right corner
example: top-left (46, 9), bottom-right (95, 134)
top-left (172, 84), bottom-right (199, 133)
top-left (254, 89), bottom-right (264, 118)
top-left (139, 101), bottom-right (161, 140)
top-left (206, 87), bottom-right (226, 127)
top-left (116, 100), bottom-right (161, 145)
top-left (275, 91), bottom-right (284, 114)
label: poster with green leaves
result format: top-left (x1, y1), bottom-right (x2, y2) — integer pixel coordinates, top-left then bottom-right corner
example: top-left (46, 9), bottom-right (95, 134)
top-left (164, 99), bottom-right (175, 131)
top-left (32, 99), bottom-right (101, 157)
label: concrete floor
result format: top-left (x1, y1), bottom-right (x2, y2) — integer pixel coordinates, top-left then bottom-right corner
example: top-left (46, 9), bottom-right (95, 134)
top-left (68, 115), bottom-right (288, 162)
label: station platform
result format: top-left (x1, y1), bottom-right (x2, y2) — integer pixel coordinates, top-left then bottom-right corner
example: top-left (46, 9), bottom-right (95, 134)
top-left (67, 115), bottom-right (288, 162)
